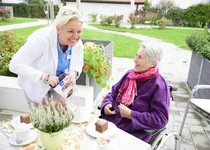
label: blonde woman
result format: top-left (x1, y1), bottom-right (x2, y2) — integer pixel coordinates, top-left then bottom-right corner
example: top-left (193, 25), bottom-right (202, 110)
top-left (9, 6), bottom-right (83, 104)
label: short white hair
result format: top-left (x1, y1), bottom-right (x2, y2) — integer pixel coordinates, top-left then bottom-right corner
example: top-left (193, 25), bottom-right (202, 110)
top-left (141, 42), bottom-right (163, 67)
top-left (55, 6), bottom-right (83, 27)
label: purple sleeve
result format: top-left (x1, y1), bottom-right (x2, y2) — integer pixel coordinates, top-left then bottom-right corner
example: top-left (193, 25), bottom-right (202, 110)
top-left (100, 71), bottom-right (130, 114)
top-left (131, 81), bottom-right (170, 130)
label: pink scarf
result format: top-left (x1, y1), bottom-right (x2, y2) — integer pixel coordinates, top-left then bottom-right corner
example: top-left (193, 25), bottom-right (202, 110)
top-left (116, 68), bottom-right (159, 105)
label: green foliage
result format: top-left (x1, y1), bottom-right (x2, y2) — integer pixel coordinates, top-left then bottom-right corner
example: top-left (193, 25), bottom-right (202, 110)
top-left (0, 30), bottom-right (23, 70)
top-left (184, 4), bottom-right (210, 28)
top-left (112, 14), bottom-right (123, 27)
top-left (83, 42), bottom-right (111, 88)
top-left (0, 3), bottom-right (59, 18)
top-left (0, 10), bottom-right (10, 21)
top-left (99, 15), bottom-right (113, 26)
top-left (156, 17), bottom-right (172, 29)
top-left (166, 7), bottom-right (186, 26)
top-left (128, 13), bottom-right (141, 28)
top-left (141, 12), bottom-right (158, 25)
top-left (88, 13), bottom-right (97, 23)
top-left (143, 0), bottom-right (152, 12)
top-left (186, 30), bottom-right (210, 60)
top-left (30, 98), bottom-right (73, 133)
top-left (28, 0), bottom-right (45, 4)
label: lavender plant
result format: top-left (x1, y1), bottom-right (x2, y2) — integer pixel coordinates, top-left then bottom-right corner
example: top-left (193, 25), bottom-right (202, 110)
top-left (30, 98), bottom-right (73, 133)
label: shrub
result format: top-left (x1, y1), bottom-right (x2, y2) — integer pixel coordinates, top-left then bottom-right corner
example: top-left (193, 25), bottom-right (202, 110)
top-left (88, 13), bottom-right (97, 23)
top-left (166, 7), bottom-right (186, 26)
top-left (0, 30), bottom-right (23, 71)
top-left (112, 14), bottom-right (123, 27)
top-left (0, 3), bottom-right (59, 18)
top-left (128, 13), bottom-right (141, 28)
top-left (99, 15), bottom-right (113, 26)
top-left (141, 12), bottom-right (158, 25)
top-left (0, 9), bottom-right (10, 21)
top-left (156, 17), bottom-right (172, 29)
top-left (184, 4), bottom-right (210, 28)
top-left (186, 30), bottom-right (210, 60)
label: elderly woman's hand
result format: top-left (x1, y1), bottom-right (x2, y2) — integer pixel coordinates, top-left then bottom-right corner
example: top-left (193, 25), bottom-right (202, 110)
top-left (118, 103), bottom-right (132, 119)
top-left (104, 104), bottom-right (116, 115)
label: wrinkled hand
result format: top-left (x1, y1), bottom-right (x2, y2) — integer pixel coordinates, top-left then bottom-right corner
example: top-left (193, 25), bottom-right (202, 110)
top-left (62, 71), bottom-right (76, 91)
top-left (47, 75), bottom-right (59, 87)
top-left (104, 104), bottom-right (116, 115)
top-left (118, 103), bottom-right (132, 119)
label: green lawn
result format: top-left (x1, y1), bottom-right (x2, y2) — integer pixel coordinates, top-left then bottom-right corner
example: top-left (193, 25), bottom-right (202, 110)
top-left (90, 24), bottom-right (204, 50)
top-left (11, 26), bottom-right (140, 58)
top-left (0, 17), bottom-right (38, 26)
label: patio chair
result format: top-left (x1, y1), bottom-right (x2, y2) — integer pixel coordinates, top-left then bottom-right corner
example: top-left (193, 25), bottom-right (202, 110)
top-left (179, 85), bottom-right (210, 136)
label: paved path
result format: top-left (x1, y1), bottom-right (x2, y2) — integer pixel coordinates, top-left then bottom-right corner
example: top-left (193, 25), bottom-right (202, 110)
top-left (1, 21), bottom-right (210, 150)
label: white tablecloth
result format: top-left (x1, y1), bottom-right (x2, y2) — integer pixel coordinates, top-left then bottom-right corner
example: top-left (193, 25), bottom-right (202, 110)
top-left (0, 118), bottom-right (151, 150)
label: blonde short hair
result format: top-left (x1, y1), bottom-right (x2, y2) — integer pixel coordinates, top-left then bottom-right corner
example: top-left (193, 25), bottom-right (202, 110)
top-left (55, 6), bottom-right (83, 27)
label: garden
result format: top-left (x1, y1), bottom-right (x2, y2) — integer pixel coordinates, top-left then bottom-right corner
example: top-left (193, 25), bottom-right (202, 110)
top-left (0, 0), bottom-right (210, 94)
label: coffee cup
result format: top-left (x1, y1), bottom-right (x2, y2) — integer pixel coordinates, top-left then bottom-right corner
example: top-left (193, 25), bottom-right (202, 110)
top-left (97, 136), bottom-right (112, 150)
top-left (15, 124), bottom-right (29, 141)
top-left (73, 106), bottom-right (90, 121)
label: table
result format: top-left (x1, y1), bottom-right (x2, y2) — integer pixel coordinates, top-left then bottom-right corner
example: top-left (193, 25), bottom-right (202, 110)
top-left (0, 116), bottom-right (151, 150)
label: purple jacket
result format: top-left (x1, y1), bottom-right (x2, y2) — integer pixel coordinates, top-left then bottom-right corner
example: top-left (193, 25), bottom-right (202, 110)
top-left (100, 70), bottom-right (170, 143)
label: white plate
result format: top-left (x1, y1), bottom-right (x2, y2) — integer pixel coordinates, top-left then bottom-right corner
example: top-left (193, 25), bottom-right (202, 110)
top-left (91, 143), bottom-right (118, 150)
top-left (86, 121), bottom-right (117, 138)
top-left (8, 130), bottom-right (37, 146)
top-left (72, 114), bottom-right (91, 123)
top-left (11, 116), bottom-right (33, 129)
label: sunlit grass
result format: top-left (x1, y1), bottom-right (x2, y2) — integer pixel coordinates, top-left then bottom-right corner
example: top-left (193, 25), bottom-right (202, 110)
top-left (90, 24), bottom-right (204, 50)
top-left (0, 17), bottom-right (38, 26)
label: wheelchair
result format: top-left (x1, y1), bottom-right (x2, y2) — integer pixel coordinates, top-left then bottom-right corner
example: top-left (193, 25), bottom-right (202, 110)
top-left (146, 128), bottom-right (180, 150)
top-left (96, 85), bottom-right (181, 150)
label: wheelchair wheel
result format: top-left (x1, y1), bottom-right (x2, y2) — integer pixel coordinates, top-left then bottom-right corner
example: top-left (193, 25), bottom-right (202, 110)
top-left (152, 132), bottom-right (181, 150)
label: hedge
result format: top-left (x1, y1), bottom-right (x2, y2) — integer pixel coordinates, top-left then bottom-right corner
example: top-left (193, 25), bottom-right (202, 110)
top-left (0, 3), bottom-right (59, 19)
top-left (186, 30), bottom-right (210, 60)
top-left (184, 4), bottom-right (210, 28)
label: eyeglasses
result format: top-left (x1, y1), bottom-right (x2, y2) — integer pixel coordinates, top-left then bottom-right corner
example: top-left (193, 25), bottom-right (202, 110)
top-left (62, 9), bottom-right (82, 18)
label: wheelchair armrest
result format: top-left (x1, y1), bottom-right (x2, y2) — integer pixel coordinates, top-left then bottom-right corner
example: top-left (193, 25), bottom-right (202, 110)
top-left (144, 128), bottom-right (166, 136)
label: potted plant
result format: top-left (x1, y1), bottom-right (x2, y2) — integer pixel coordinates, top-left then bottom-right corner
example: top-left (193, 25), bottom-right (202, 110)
top-left (82, 42), bottom-right (111, 88)
top-left (29, 98), bottom-right (74, 150)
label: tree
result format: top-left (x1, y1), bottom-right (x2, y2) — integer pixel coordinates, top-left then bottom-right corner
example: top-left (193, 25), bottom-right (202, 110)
top-left (157, 0), bottom-right (176, 16)
top-left (143, 0), bottom-right (152, 12)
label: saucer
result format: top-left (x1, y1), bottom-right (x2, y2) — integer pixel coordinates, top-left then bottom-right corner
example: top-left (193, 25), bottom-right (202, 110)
top-left (8, 130), bottom-right (37, 146)
top-left (72, 114), bottom-right (91, 123)
top-left (86, 121), bottom-right (117, 138)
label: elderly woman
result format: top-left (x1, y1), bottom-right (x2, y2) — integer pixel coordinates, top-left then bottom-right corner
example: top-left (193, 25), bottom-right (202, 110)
top-left (100, 42), bottom-right (170, 143)
top-left (9, 6), bottom-right (83, 104)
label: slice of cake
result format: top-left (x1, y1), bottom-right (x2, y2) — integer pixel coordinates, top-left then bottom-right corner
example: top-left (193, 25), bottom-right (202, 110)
top-left (95, 119), bottom-right (108, 133)
top-left (20, 114), bottom-right (31, 124)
